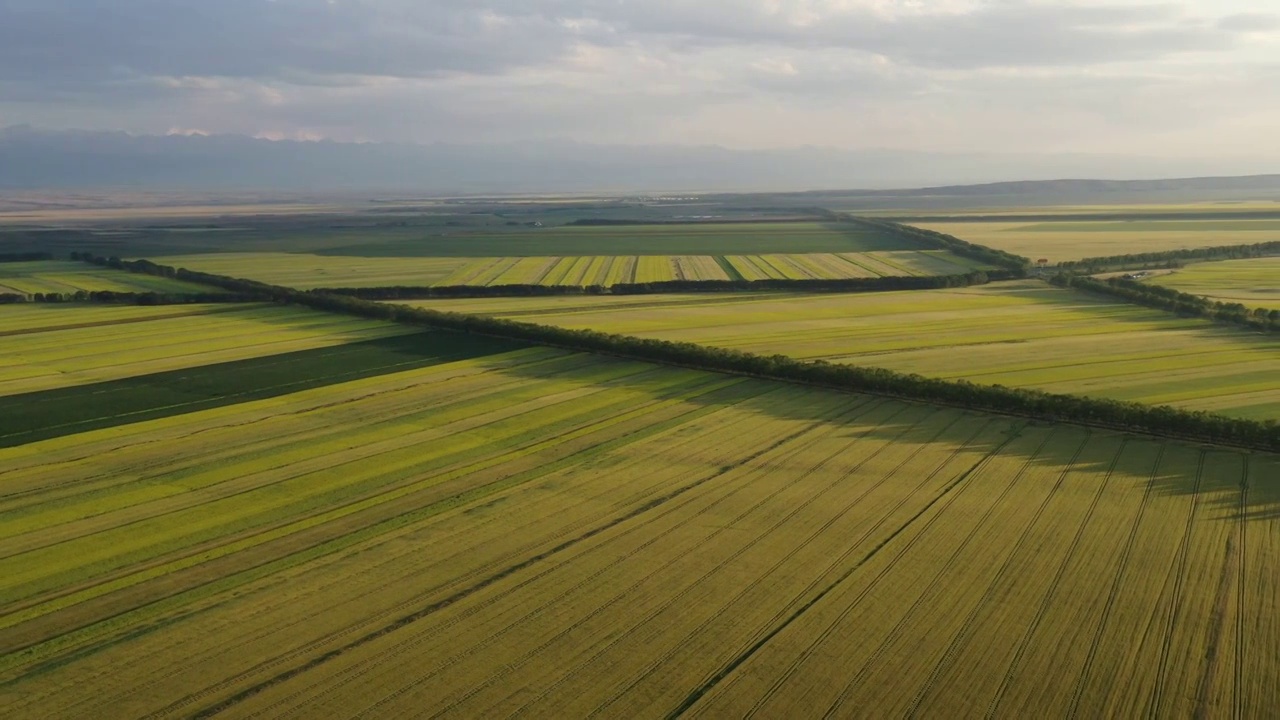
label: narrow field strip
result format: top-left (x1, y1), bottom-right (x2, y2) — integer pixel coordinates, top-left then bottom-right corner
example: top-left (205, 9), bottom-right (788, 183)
top-left (0, 332), bottom-right (522, 448)
top-left (0, 304), bottom-right (418, 397)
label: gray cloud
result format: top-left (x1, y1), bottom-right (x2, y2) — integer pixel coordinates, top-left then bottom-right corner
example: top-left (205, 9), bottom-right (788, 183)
top-left (0, 0), bottom-right (1276, 162)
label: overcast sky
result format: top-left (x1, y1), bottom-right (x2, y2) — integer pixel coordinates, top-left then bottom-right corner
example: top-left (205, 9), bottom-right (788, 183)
top-left (1, 0), bottom-right (1277, 158)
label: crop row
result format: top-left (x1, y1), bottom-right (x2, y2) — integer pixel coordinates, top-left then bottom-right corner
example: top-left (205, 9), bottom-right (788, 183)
top-left (428, 251), bottom-right (984, 287)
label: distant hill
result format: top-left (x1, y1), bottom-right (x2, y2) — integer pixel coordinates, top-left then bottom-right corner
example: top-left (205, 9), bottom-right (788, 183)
top-left (900, 175), bottom-right (1280, 196)
top-left (2, 125), bottom-right (1276, 195)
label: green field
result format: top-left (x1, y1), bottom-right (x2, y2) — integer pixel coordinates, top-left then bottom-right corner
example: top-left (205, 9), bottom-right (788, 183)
top-left (0, 261), bottom-right (220, 296)
top-left (1, 337), bottom-right (1274, 718)
top-left (0, 303), bottom-right (415, 396)
top-left (910, 218), bottom-right (1280, 263)
top-left (155, 248), bottom-right (987, 289)
top-left (406, 280), bottom-right (1280, 419)
top-left (1147, 257), bottom-right (1280, 309)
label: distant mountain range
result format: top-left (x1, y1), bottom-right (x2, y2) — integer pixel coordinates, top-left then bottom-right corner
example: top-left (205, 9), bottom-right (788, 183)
top-left (1, 125), bottom-right (1278, 195)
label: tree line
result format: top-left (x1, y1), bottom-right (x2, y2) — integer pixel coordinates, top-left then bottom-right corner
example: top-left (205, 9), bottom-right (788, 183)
top-left (0, 290), bottom-right (254, 305)
top-left (71, 250), bottom-right (1280, 452)
top-left (311, 272), bottom-right (1008, 300)
top-left (1059, 240), bottom-right (1280, 273)
top-left (1050, 273), bottom-right (1280, 332)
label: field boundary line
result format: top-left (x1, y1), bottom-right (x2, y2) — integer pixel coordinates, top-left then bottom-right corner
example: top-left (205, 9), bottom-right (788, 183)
top-left (1234, 456), bottom-right (1248, 720)
top-left (1147, 451), bottom-right (1206, 718)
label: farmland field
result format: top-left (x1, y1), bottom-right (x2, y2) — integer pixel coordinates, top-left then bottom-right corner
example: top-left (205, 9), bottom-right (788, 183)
top-left (1147, 257), bottom-right (1280, 309)
top-left (0, 341), bottom-right (1275, 718)
top-left (909, 218), bottom-right (1280, 263)
top-left (0, 261), bottom-right (221, 297)
top-left (0, 303), bottom-right (416, 396)
top-left (149, 248), bottom-right (988, 289)
top-left (405, 280), bottom-right (1280, 419)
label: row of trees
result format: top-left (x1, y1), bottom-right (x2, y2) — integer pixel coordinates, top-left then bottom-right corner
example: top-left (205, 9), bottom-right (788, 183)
top-left (71, 251), bottom-right (1280, 451)
top-left (0, 290), bottom-right (251, 305)
top-left (1050, 273), bottom-right (1280, 332)
top-left (1059, 240), bottom-right (1280, 273)
top-left (312, 272), bottom-right (1007, 300)
top-left (829, 214), bottom-right (1034, 273)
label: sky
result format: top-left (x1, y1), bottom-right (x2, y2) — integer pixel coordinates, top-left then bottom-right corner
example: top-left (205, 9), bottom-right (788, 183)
top-left (1, 0), bottom-right (1278, 159)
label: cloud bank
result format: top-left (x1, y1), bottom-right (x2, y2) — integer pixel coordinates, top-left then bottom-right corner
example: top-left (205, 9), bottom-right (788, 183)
top-left (1, 0), bottom-right (1276, 162)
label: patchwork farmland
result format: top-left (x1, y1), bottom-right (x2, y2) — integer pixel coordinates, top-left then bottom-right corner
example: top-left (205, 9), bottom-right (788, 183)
top-left (405, 280), bottom-right (1280, 419)
top-left (3, 202), bottom-right (1279, 720)
top-left (0, 329), bottom-right (1275, 718)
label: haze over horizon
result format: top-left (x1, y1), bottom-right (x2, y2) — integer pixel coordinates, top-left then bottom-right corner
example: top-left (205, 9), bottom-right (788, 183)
top-left (2, 1), bottom-right (1278, 189)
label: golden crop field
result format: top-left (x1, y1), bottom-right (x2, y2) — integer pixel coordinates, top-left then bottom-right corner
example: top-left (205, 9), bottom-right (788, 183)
top-left (151, 249), bottom-right (987, 289)
top-left (0, 303), bottom-right (413, 396)
top-left (1147, 257), bottom-right (1280, 309)
top-left (0, 260), bottom-right (220, 296)
top-left (405, 280), bottom-right (1280, 419)
top-left (910, 218), bottom-right (1280, 263)
top-left (1, 342), bottom-right (1275, 719)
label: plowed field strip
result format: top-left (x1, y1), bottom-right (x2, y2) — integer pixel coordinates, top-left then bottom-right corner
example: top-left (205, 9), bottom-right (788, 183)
top-left (1147, 453), bottom-right (1207, 716)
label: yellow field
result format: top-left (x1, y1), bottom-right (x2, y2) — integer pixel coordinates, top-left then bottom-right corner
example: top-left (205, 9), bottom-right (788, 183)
top-left (405, 280), bottom-right (1280, 419)
top-left (1147, 257), bottom-right (1280, 309)
top-left (0, 303), bottom-right (413, 396)
top-left (911, 219), bottom-right (1280, 263)
top-left (0, 345), bottom-right (1274, 718)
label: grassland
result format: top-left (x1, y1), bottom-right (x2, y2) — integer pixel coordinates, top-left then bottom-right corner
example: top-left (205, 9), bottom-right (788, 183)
top-left (0, 261), bottom-right (220, 296)
top-left (405, 280), bottom-right (1280, 419)
top-left (150, 248), bottom-right (987, 289)
top-left (0, 303), bottom-right (416, 396)
top-left (910, 218), bottom-right (1280, 263)
top-left (0, 344), bottom-right (1274, 718)
top-left (1147, 257), bottom-right (1280, 309)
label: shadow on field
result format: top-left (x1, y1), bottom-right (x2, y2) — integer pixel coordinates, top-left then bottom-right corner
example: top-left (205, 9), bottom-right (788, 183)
top-left (0, 331), bottom-right (525, 448)
top-left (479, 347), bottom-right (1277, 523)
